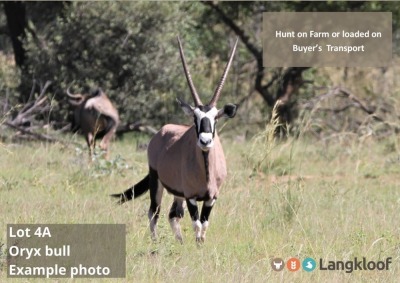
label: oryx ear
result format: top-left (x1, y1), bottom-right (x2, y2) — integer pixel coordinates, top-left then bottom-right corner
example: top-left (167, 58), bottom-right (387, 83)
top-left (176, 98), bottom-right (194, 116)
top-left (217, 103), bottom-right (238, 119)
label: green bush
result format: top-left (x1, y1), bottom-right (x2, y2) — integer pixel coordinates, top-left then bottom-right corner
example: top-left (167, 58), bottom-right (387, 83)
top-left (24, 2), bottom-right (199, 127)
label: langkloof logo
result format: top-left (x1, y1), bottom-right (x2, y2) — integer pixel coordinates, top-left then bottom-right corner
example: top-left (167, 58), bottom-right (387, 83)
top-left (271, 257), bottom-right (392, 272)
top-left (319, 257), bottom-right (392, 273)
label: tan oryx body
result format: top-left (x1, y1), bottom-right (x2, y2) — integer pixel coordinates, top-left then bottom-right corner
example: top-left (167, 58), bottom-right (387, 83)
top-left (112, 37), bottom-right (238, 243)
top-left (148, 124), bottom-right (227, 200)
top-left (67, 88), bottom-right (119, 160)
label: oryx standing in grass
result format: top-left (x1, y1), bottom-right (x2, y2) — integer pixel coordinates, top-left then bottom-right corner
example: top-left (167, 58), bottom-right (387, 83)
top-left (67, 88), bottom-right (119, 160)
top-left (112, 37), bottom-right (238, 243)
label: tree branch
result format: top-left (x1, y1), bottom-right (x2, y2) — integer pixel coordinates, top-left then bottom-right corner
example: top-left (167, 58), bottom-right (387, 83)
top-left (202, 1), bottom-right (310, 115)
top-left (4, 121), bottom-right (67, 144)
top-left (10, 81), bottom-right (51, 126)
top-left (201, 1), bottom-right (262, 60)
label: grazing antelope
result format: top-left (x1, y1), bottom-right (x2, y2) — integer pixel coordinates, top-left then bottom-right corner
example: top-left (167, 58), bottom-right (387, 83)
top-left (67, 88), bottom-right (119, 160)
top-left (112, 37), bottom-right (238, 243)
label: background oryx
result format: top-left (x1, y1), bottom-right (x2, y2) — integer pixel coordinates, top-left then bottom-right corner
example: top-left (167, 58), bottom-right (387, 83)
top-left (67, 88), bottom-right (119, 160)
top-left (112, 37), bottom-right (238, 243)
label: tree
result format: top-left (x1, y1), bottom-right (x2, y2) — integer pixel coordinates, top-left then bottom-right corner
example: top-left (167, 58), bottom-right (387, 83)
top-left (200, 1), bottom-right (309, 134)
top-left (200, 1), bottom-right (400, 136)
top-left (22, 2), bottom-right (198, 129)
top-left (3, 1), bottom-right (66, 103)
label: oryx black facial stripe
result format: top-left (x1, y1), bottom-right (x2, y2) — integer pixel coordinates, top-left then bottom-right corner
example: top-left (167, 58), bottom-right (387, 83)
top-left (198, 105), bottom-right (212, 112)
top-left (200, 117), bottom-right (214, 136)
top-left (193, 107), bottom-right (218, 136)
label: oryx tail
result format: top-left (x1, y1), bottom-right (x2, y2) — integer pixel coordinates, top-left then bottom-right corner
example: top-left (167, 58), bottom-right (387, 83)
top-left (111, 175), bottom-right (149, 204)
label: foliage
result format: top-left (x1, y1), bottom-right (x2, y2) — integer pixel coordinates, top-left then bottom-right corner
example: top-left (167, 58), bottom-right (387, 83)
top-left (198, 1), bottom-right (400, 136)
top-left (0, 53), bottom-right (20, 112)
top-left (23, 2), bottom-right (202, 128)
top-left (89, 154), bottom-right (131, 179)
top-left (1, 1), bottom-right (400, 139)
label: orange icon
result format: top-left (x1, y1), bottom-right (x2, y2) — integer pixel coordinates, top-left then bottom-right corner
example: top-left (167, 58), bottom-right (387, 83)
top-left (286, 257), bottom-right (301, 271)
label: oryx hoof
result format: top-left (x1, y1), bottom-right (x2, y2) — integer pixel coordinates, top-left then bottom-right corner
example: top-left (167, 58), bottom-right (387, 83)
top-left (176, 235), bottom-right (184, 245)
top-left (196, 237), bottom-right (205, 244)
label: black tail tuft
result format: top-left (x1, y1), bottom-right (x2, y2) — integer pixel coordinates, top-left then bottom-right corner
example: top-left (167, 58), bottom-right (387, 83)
top-left (111, 174), bottom-right (150, 204)
top-left (110, 190), bottom-right (132, 205)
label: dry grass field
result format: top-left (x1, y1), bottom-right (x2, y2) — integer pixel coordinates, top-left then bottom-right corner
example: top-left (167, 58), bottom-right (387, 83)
top-left (0, 124), bottom-right (399, 282)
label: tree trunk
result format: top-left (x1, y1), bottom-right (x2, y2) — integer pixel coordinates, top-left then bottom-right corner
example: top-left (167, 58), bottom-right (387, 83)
top-left (3, 1), bottom-right (31, 103)
top-left (4, 1), bottom-right (27, 68)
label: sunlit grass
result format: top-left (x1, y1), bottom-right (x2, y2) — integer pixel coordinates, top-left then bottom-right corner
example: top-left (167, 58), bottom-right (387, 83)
top-left (0, 129), bottom-right (399, 282)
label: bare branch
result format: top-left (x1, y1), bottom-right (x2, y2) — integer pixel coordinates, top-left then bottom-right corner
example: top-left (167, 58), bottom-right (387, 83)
top-left (116, 121), bottom-right (157, 135)
top-left (10, 81), bottom-right (51, 127)
top-left (302, 86), bottom-right (400, 135)
top-left (4, 121), bottom-right (66, 144)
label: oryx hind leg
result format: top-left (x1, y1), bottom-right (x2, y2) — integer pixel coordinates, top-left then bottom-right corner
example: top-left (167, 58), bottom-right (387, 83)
top-left (148, 168), bottom-right (163, 241)
top-left (86, 133), bottom-right (95, 161)
top-left (168, 197), bottom-right (185, 243)
top-left (99, 137), bottom-right (110, 160)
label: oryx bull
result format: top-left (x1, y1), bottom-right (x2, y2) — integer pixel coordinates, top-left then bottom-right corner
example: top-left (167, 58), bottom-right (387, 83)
top-left (112, 37), bottom-right (238, 243)
top-left (67, 88), bottom-right (119, 160)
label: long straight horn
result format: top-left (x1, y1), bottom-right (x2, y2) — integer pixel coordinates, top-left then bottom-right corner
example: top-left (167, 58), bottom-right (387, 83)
top-left (209, 37), bottom-right (239, 107)
top-left (177, 36), bottom-right (202, 106)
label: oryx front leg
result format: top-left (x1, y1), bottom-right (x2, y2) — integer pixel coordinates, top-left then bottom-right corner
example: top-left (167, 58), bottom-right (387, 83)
top-left (186, 198), bottom-right (202, 243)
top-left (199, 198), bottom-right (216, 242)
top-left (86, 133), bottom-right (95, 161)
top-left (168, 198), bottom-right (185, 244)
top-left (148, 169), bottom-right (163, 241)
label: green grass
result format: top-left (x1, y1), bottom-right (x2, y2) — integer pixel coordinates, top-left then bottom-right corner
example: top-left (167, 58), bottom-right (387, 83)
top-left (0, 131), bottom-right (399, 282)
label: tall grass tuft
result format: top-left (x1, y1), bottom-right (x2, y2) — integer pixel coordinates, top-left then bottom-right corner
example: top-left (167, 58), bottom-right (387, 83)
top-left (247, 100), bottom-right (304, 226)
top-left (248, 100), bottom-right (283, 177)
